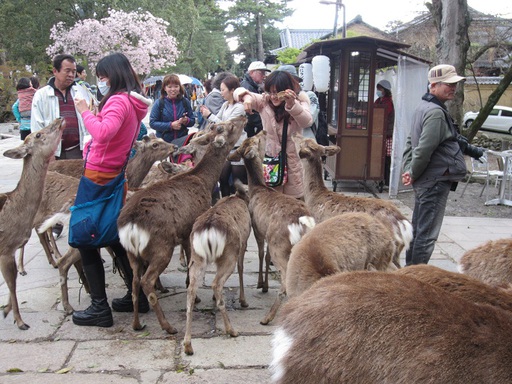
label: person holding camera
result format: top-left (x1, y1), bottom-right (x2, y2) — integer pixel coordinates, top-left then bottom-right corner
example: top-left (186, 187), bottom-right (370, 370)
top-left (402, 64), bottom-right (483, 266)
top-left (149, 74), bottom-right (195, 147)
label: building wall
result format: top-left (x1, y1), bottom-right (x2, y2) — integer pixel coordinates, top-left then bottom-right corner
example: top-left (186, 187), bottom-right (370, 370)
top-left (464, 83), bottom-right (512, 112)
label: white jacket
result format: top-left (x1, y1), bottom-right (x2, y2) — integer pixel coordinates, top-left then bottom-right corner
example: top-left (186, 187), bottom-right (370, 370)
top-left (31, 81), bottom-right (92, 156)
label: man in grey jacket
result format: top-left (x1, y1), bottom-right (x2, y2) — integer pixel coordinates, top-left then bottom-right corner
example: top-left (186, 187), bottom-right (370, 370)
top-left (401, 64), bottom-right (468, 265)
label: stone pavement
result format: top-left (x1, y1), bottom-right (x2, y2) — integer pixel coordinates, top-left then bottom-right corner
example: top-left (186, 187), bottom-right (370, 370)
top-left (1, 124), bottom-right (511, 383)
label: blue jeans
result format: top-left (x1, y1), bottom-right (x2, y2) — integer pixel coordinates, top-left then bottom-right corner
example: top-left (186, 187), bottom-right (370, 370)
top-left (405, 180), bottom-right (452, 265)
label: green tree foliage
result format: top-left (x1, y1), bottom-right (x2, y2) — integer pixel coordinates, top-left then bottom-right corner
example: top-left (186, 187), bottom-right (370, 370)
top-left (276, 48), bottom-right (301, 64)
top-left (226, 0), bottom-right (292, 66)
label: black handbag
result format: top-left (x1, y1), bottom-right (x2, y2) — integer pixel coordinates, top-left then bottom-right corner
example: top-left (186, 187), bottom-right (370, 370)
top-left (262, 118), bottom-right (288, 187)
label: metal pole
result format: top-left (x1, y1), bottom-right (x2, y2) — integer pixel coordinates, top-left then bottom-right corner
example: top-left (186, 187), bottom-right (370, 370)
top-left (333, 3), bottom-right (339, 38)
top-left (340, 2), bottom-right (346, 38)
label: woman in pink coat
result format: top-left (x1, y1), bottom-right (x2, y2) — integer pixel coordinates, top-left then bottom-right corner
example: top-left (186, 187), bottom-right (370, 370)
top-left (235, 70), bottom-right (312, 198)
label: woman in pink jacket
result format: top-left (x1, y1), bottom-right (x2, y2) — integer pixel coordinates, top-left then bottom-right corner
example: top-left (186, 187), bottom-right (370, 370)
top-left (73, 53), bottom-right (152, 328)
top-left (235, 70), bottom-right (312, 198)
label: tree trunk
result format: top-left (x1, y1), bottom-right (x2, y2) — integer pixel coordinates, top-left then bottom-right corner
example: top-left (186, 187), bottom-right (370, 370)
top-left (430, 0), bottom-right (471, 126)
top-left (256, 13), bottom-right (264, 61)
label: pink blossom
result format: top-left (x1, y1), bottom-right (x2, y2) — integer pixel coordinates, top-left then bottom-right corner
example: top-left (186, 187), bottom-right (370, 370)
top-left (46, 10), bottom-right (179, 75)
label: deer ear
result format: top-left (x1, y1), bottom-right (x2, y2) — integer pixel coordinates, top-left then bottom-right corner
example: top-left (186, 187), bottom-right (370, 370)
top-left (3, 144), bottom-right (30, 159)
top-left (324, 145), bottom-right (341, 157)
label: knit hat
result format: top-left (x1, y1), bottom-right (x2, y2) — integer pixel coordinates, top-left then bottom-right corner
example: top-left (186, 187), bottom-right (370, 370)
top-left (377, 79), bottom-right (392, 91)
top-left (276, 65), bottom-right (302, 82)
top-left (247, 61), bottom-right (271, 72)
top-left (428, 64), bottom-right (465, 84)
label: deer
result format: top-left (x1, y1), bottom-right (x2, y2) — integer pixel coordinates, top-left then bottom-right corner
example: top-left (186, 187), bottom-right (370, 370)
top-left (228, 130), bottom-right (315, 325)
top-left (0, 118), bottom-right (64, 330)
top-left (396, 264), bottom-right (512, 312)
top-left (271, 271), bottom-right (512, 384)
top-left (35, 135), bottom-right (178, 314)
top-left (286, 212), bottom-right (397, 299)
top-left (458, 238), bottom-right (512, 287)
top-left (117, 116), bottom-right (247, 335)
top-left (183, 180), bottom-right (252, 355)
top-left (291, 134), bottom-right (413, 268)
top-left (15, 171), bottom-right (78, 276)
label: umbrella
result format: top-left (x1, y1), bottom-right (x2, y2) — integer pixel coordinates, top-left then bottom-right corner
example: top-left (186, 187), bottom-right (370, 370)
top-left (177, 74), bottom-right (193, 84)
top-left (190, 76), bottom-right (202, 86)
top-left (142, 75), bottom-right (164, 85)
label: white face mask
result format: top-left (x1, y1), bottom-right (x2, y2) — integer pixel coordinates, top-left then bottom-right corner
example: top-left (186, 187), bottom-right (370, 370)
top-left (376, 90), bottom-right (383, 98)
top-left (98, 80), bottom-right (110, 96)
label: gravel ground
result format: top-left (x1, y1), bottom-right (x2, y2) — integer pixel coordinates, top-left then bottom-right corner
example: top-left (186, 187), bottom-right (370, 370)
top-left (395, 180), bottom-right (512, 219)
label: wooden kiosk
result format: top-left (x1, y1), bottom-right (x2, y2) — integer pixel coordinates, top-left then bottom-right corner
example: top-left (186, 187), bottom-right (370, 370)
top-left (301, 36), bottom-right (429, 193)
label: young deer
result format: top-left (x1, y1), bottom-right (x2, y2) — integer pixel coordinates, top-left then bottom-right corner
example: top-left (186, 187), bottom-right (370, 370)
top-left (0, 118), bottom-right (64, 330)
top-left (286, 212), bottom-right (397, 299)
top-left (292, 135), bottom-right (412, 268)
top-left (117, 116), bottom-right (246, 334)
top-left (458, 238), bottom-right (512, 287)
top-left (228, 130), bottom-right (315, 325)
top-left (184, 180), bottom-right (251, 355)
top-left (271, 271), bottom-right (512, 384)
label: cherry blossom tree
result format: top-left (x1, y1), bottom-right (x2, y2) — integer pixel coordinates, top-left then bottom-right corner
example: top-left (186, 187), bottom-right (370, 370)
top-left (46, 9), bottom-right (179, 76)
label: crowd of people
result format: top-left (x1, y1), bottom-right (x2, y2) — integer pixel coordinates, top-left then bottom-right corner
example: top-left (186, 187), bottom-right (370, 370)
top-left (8, 50), bottom-right (478, 328)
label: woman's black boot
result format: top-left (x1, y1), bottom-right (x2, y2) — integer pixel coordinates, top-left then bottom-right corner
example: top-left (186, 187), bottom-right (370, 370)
top-left (72, 260), bottom-right (113, 327)
top-left (110, 245), bottom-right (150, 313)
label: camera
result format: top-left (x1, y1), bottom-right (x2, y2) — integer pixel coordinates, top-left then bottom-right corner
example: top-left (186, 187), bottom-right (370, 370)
top-left (457, 135), bottom-right (484, 160)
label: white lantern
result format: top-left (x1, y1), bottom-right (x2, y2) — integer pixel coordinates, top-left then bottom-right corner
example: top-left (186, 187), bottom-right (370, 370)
top-left (299, 63), bottom-right (313, 91)
top-left (312, 55), bottom-right (330, 93)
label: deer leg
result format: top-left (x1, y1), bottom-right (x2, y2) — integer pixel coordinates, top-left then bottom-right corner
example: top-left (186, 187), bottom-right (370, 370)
top-left (127, 253), bottom-right (145, 331)
top-left (38, 231), bottom-right (58, 268)
top-left (17, 246), bottom-right (27, 276)
top-left (237, 241), bottom-right (248, 308)
top-left (184, 256), bottom-right (207, 356)
top-left (140, 261), bottom-right (177, 335)
top-left (260, 247), bottom-right (288, 326)
top-left (254, 230), bottom-right (267, 292)
top-left (213, 253), bottom-right (239, 337)
top-left (179, 245), bottom-right (187, 268)
top-left (56, 248), bottom-right (82, 314)
top-left (1, 253), bottom-right (29, 330)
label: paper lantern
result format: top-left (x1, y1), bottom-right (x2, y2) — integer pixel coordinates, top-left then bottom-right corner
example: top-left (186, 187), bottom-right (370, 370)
top-left (299, 63), bottom-right (313, 91)
top-left (312, 55), bottom-right (330, 93)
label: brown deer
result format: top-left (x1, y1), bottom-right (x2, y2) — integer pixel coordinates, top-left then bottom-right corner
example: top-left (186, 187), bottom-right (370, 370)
top-left (286, 212), bottom-right (397, 299)
top-left (117, 116), bottom-right (246, 334)
top-left (271, 271), bottom-right (512, 384)
top-left (0, 118), bottom-right (64, 330)
top-left (184, 180), bottom-right (251, 355)
top-left (458, 238), bottom-right (512, 286)
top-left (396, 264), bottom-right (512, 312)
top-left (292, 134), bottom-right (413, 268)
top-left (38, 136), bottom-right (178, 313)
top-left (228, 130), bottom-right (315, 325)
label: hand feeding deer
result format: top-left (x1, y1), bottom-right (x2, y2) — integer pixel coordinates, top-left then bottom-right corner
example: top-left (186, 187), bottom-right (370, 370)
top-left (228, 130), bottom-right (315, 325)
top-left (292, 135), bottom-right (412, 268)
top-left (183, 180), bottom-right (252, 355)
top-left (0, 118), bottom-right (64, 330)
top-left (117, 116), bottom-right (247, 334)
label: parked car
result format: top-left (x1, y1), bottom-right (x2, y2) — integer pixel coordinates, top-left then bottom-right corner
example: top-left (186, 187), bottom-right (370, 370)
top-left (463, 105), bottom-right (512, 134)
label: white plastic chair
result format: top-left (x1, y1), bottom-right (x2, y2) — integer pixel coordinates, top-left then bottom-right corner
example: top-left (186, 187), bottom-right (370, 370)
top-left (460, 151), bottom-right (503, 199)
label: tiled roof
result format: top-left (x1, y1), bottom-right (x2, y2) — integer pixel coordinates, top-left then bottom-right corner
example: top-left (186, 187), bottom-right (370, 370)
top-left (277, 28), bottom-right (332, 50)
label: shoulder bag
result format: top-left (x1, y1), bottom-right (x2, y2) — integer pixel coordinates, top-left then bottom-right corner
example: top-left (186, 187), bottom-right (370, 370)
top-left (69, 124), bottom-right (138, 249)
top-left (262, 118), bottom-right (288, 187)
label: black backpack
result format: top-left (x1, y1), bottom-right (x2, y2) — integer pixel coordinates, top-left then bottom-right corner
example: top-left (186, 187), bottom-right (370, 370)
top-left (315, 111), bottom-right (329, 146)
